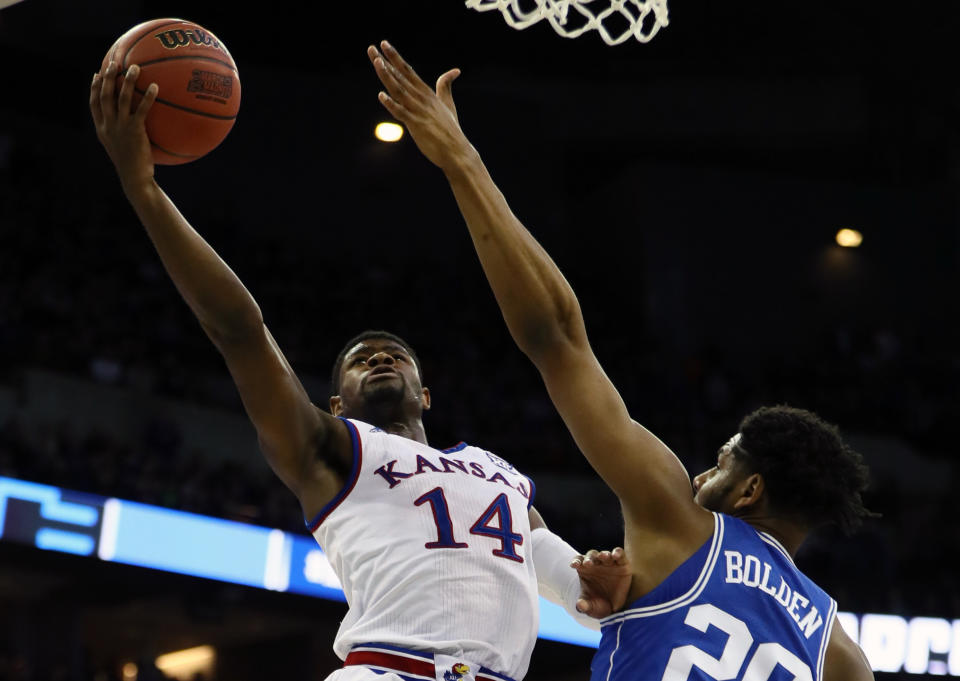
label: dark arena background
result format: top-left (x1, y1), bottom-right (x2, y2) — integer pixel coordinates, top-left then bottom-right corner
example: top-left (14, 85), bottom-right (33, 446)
top-left (1, 1), bottom-right (959, 680)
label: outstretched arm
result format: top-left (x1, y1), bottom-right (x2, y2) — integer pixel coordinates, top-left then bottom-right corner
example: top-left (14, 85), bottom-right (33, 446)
top-left (367, 42), bottom-right (710, 551)
top-left (89, 62), bottom-right (351, 519)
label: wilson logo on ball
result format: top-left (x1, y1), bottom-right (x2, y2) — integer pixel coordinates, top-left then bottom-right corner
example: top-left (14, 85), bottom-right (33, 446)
top-left (187, 70), bottom-right (233, 99)
top-left (153, 29), bottom-right (224, 52)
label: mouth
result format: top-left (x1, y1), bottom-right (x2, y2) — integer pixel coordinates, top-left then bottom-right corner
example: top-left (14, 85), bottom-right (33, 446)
top-left (366, 367), bottom-right (400, 381)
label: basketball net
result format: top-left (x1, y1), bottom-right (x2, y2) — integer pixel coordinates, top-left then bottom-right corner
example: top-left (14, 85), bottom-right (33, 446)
top-left (465, 0), bottom-right (669, 45)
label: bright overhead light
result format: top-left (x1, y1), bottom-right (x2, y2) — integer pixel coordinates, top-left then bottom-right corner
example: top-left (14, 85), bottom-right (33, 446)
top-left (375, 122), bottom-right (404, 142)
top-left (121, 663), bottom-right (137, 681)
top-left (836, 228), bottom-right (863, 248)
top-left (155, 646), bottom-right (215, 680)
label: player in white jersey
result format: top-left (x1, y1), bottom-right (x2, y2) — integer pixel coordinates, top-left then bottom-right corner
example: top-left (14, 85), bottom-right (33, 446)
top-left (368, 40), bottom-right (878, 681)
top-left (89, 61), bottom-right (631, 681)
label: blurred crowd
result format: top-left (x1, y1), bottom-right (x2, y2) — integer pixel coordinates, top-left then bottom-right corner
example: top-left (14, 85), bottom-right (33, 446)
top-left (2, 123), bottom-right (960, 681)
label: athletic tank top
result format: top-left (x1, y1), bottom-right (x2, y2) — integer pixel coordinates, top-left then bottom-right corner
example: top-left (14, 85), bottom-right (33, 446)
top-left (593, 513), bottom-right (836, 681)
top-left (310, 418), bottom-right (539, 679)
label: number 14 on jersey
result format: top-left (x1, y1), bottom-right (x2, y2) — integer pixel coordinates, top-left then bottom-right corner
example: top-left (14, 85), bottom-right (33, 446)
top-left (414, 487), bottom-right (524, 562)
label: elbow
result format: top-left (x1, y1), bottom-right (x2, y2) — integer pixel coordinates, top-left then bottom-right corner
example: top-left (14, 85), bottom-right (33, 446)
top-left (514, 298), bottom-right (584, 365)
top-left (202, 303), bottom-right (265, 347)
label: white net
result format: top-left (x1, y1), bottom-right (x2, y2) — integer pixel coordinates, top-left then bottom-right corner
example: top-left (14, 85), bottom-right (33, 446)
top-left (465, 0), bottom-right (669, 45)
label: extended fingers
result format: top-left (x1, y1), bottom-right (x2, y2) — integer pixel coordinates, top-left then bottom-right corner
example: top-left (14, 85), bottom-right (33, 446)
top-left (380, 40), bottom-right (422, 86)
top-left (376, 90), bottom-right (410, 122)
top-left (370, 50), bottom-right (411, 103)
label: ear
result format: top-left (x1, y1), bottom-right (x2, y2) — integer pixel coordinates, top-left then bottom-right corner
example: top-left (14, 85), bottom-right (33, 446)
top-left (329, 395), bottom-right (343, 416)
top-left (732, 472), bottom-right (765, 511)
top-left (421, 387), bottom-right (431, 411)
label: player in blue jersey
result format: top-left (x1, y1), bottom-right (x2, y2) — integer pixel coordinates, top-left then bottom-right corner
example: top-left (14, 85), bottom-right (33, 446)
top-left (369, 41), bottom-right (876, 681)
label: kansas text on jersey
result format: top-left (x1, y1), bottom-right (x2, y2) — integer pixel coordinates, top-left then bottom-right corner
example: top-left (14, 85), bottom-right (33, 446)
top-left (309, 418), bottom-right (540, 680)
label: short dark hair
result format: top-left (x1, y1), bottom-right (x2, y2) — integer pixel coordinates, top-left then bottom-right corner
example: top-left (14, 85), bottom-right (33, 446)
top-left (733, 405), bottom-right (877, 534)
top-left (330, 330), bottom-right (423, 397)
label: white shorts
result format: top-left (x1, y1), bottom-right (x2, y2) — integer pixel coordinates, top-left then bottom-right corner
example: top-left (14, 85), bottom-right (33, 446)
top-left (324, 668), bottom-right (405, 681)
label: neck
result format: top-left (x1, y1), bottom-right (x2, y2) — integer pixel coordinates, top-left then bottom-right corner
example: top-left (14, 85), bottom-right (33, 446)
top-left (737, 513), bottom-right (808, 557)
top-left (383, 420), bottom-right (428, 444)
top-left (357, 402), bottom-right (428, 445)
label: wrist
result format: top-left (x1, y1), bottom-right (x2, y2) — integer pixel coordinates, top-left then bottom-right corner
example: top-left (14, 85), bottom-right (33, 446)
top-left (120, 174), bottom-right (159, 205)
top-left (441, 143), bottom-right (482, 181)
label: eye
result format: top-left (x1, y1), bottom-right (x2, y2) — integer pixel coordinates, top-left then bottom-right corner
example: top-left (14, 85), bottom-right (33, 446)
top-left (392, 353), bottom-right (406, 362)
top-left (351, 356), bottom-right (367, 366)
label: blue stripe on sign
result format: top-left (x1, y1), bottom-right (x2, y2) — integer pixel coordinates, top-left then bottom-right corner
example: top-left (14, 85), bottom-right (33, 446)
top-left (105, 499), bottom-right (271, 588)
top-left (35, 528), bottom-right (96, 555)
top-left (0, 477), bottom-right (99, 536)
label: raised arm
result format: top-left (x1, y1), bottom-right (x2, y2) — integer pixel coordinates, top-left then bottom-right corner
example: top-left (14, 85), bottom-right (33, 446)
top-left (367, 42), bottom-right (710, 551)
top-left (89, 62), bottom-right (351, 519)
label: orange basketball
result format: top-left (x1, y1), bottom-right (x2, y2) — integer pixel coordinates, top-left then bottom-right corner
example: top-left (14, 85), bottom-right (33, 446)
top-left (101, 19), bottom-right (241, 165)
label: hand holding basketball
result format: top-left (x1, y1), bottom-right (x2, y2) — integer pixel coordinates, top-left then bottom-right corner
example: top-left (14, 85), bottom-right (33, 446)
top-left (368, 41), bottom-right (469, 171)
top-left (98, 19), bottom-right (241, 165)
top-left (90, 62), bottom-right (159, 189)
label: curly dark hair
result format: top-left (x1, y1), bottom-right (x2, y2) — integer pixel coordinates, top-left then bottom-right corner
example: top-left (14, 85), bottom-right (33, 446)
top-left (330, 330), bottom-right (423, 397)
top-left (732, 405), bottom-right (877, 534)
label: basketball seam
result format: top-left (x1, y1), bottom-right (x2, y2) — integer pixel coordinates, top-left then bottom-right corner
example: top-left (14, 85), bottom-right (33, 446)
top-left (134, 87), bottom-right (238, 121)
top-left (120, 20), bottom-right (186, 69)
top-left (149, 140), bottom-right (199, 159)
top-left (136, 54), bottom-right (238, 74)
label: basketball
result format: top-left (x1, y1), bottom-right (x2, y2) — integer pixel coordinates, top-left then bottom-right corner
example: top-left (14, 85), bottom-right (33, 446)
top-left (101, 18), bottom-right (241, 165)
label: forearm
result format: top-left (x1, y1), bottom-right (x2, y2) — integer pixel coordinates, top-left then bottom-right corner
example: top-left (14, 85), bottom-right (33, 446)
top-left (442, 151), bottom-right (583, 360)
top-left (123, 178), bottom-right (263, 341)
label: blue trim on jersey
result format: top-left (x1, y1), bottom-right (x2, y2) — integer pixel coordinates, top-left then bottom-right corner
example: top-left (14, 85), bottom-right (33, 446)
top-left (368, 671), bottom-right (426, 681)
top-left (758, 531), bottom-right (794, 565)
top-left (525, 475), bottom-right (536, 509)
top-left (603, 513), bottom-right (724, 624)
top-left (305, 417), bottom-right (362, 532)
top-left (816, 597), bottom-right (838, 681)
top-left (441, 442), bottom-right (468, 453)
top-left (478, 666), bottom-right (516, 681)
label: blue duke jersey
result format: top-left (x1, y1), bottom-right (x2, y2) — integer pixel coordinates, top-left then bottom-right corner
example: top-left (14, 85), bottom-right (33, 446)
top-left (309, 418), bottom-right (539, 679)
top-left (593, 513), bottom-right (837, 681)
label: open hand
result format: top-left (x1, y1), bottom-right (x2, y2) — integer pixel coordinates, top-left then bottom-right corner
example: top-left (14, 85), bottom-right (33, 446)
top-left (572, 547), bottom-right (632, 618)
top-left (367, 40), bottom-right (472, 171)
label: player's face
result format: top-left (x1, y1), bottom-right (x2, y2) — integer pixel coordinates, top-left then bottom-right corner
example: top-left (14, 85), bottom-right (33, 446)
top-left (336, 338), bottom-right (426, 414)
top-left (692, 435), bottom-right (747, 513)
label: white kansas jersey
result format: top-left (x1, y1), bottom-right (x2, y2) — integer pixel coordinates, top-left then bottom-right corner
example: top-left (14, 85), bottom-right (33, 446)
top-left (308, 418), bottom-right (539, 680)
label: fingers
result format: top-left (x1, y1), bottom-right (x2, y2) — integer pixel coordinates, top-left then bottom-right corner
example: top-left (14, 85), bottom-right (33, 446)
top-left (117, 64), bottom-right (139, 118)
top-left (90, 72), bottom-right (104, 127)
top-left (575, 596), bottom-right (610, 618)
top-left (99, 61), bottom-right (118, 124)
top-left (377, 90), bottom-right (410, 122)
top-left (380, 40), bottom-right (424, 89)
top-left (436, 68), bottom-right (461, 116)
top-left (575, 549), bottom-right (615, 567)
top-left (135, 82), bottom-right (159, 122)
